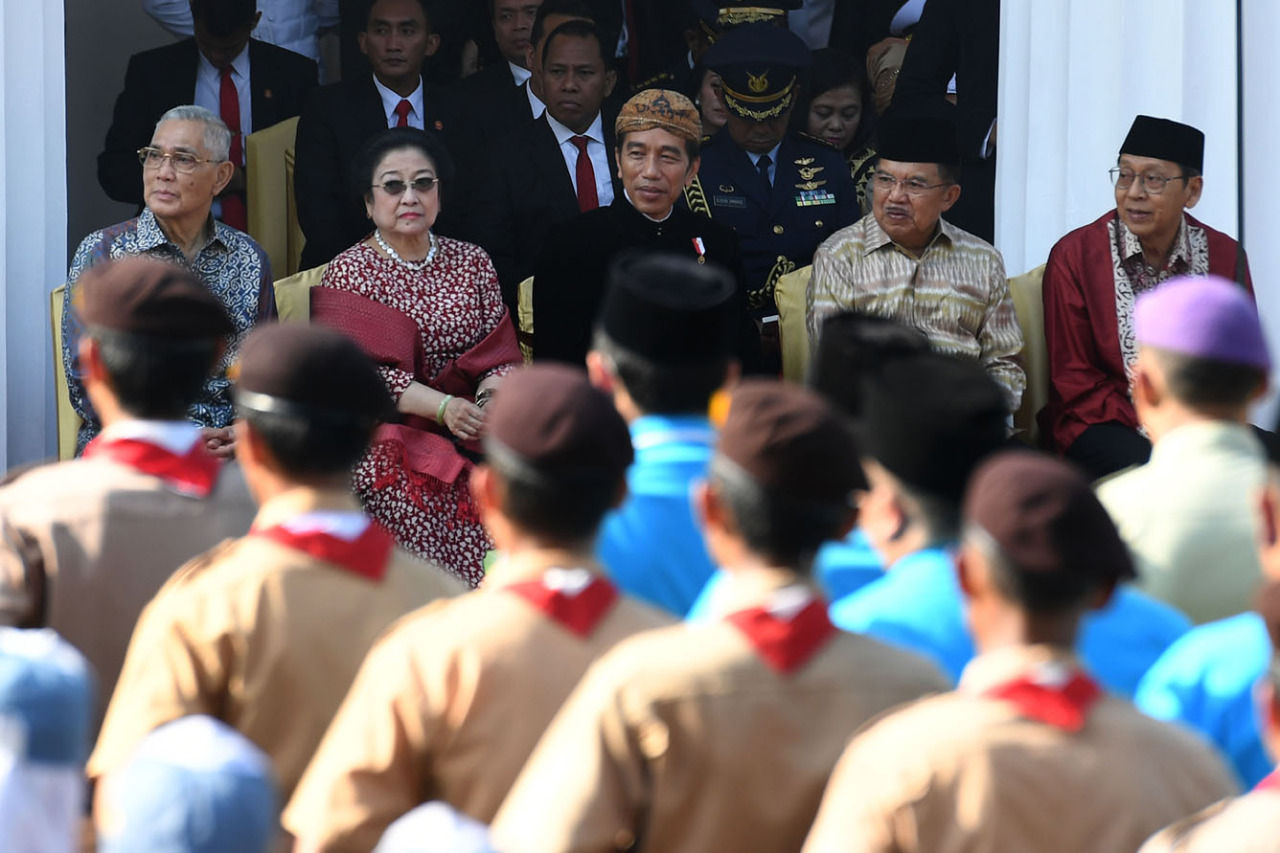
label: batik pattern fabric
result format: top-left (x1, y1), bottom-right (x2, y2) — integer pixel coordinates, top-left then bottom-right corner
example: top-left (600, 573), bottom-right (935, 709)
top-left (62, 208), bottom-right (275, 452)
top-left (321, 238), bottom-right (517, 586)
top-left (807, 213), bottom-right (1025, 411)
top-left (1107, 214), bottom-right (1209, 386)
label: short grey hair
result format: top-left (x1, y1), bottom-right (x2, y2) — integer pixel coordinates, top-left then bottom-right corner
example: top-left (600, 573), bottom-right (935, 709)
top-left (154, 105), bottom-right (232, 162)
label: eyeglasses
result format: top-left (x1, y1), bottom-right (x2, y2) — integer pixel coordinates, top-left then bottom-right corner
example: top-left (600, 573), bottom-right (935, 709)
top-left (372, 177), bottom-right (440, 196)
top-left (1110, 168), bottom-right (1188, 195)
top-left (137, 146), bottom-right (221, 173)
top-left (871, 172), bottom-right (951, 197)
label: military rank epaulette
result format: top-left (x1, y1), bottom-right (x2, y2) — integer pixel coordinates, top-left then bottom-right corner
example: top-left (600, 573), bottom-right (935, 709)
top-left (630, 72), bottom-right (677, 95)
top-left (684, 176), bottom-right (711, 217)
top-left (795, 131), bottom-right (843, 152)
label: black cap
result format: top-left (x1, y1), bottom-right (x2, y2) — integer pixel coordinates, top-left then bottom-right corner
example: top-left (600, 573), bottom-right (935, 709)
top-left (1120, 115), bottom-right (1205, 173)
top-left (704, 23), bottom-right (810, 121)
top-left (598, 252), bottom-right (737, 363)
top-left (717, 379), bottom-right (866, 502)
top-left (809, 312), bottom-right (929, 419)
top-left (75, 257), bottom-right (235, 340)
top-left (858, 352), bottom-right (1008, 504)
top-left (234, 324), bottom-right (395, 423)
top-left (485, 364), bottom-right (633, 480)
top-left (965, 451), bottom-right (1136, 582)
top-left (877, 111), bottom-right (961, 167)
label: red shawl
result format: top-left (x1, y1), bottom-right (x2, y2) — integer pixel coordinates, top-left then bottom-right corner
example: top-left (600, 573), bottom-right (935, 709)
top-left (310, 286), bottom-right (522, 484)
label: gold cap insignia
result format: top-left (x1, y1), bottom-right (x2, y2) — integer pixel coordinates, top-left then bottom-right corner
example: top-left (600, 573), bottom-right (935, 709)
top-left (747, 70), bottom-right (770, 94)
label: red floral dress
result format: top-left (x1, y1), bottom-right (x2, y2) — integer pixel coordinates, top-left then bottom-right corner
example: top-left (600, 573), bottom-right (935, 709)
top-left (321, 238), bottom-right (517, 585)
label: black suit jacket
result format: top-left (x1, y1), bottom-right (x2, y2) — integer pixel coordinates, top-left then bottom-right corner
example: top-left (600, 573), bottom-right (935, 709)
top-left (452, 64), bottom-right (536, 167)
top-left (893, 0), bottom-right (999, 241)
top-left (293, 74), bottom-right (461, 269)
top-left (829, 0), bottom-right (912, 67)
top-left (532, 197), bottom-right (750, 367)
top-left (98, 38), bottom-right (318, 206)
top-left (471, 110), bottom-right (623, 308)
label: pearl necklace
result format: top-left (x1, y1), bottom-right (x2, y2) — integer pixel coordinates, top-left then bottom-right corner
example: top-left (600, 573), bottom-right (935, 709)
top-left (375, 229), bottom-right (437, 270)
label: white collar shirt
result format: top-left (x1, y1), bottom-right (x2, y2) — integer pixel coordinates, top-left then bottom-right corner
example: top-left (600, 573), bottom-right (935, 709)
top-left (194, 46), bottom-right (252, 159)
top-left (372, 75), bottom-right (425, 129)
top-left (547, 111), bottom-right (614, 206)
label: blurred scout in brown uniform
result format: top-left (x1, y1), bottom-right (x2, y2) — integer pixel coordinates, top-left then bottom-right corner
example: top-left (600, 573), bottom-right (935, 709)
top-left (0, 257), bottom-right (256, 732)
top-left (491, 380), bottom-right (949, 853)
top-left (1137, 586), bottom-right (1280, 850)
top-left (88, 324), bottom-right (464, 809)
top-left (802, 452), bottom-right (1237, 853)
top-left (285, 364), bottom-right (671, 853)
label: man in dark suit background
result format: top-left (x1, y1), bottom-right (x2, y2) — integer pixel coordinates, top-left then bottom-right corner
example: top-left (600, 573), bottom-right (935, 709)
top-left (452, 0), bottom-right (549, 159)
top-left (293, 0), bottom-right (459, 269)
top-left (892, 0), bottom-right (1000, 242)
top-left (98, 0), bottom-right (318, 221)
top-left (471, 19), bottom-right (621, 308)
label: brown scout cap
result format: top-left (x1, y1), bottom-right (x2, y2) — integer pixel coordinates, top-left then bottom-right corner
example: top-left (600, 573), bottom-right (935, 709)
top-left (717, 379), bottom-right (866, 504)
top-left (234, 324), bottom-right (395, 422)
top-left (75, 256), bottom-right (234, 339)
top-left (964, 451), bottom-right (1136, 582)
top-left (615, 89), bottom-right (702, 145)
top-left (484, 364), bottom-right (633, 480)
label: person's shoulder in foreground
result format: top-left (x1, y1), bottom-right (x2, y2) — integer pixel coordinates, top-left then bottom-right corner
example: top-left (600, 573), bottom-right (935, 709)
top-left (802, 451), bottom-right (1236, 853)
top-left (493, 379), bottom-right (947, 853)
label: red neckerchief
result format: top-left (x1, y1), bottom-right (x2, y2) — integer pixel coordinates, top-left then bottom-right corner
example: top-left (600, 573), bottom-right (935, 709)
top-left (1254, 770), bottom-right (1280, 792)
top-left (506, 571), bottom-right (620, 638)
top-left (82, 433), bottom-right (220, 498)
top-left (251, 515), bottom-right (395, 582)
top-left (727, 597), bottom-right (837, 676)
top-left (983, 666), bottom-right (1103, 733)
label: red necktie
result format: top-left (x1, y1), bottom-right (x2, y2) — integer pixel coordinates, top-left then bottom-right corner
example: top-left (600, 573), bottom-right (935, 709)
top-left (394, 99), bottom-right (412, 127)
top-left (218, 66), bottom-right (247, 231)
top-left (570, 135), bottom-right (599, 212)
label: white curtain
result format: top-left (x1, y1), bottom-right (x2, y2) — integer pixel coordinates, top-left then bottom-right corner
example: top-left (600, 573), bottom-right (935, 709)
top-left (996, 0), bottom-right (1240, 278)
top-left (996, 0), bottom-right (1280, 419)
top-left (0, 2), bottom-right (67, 468)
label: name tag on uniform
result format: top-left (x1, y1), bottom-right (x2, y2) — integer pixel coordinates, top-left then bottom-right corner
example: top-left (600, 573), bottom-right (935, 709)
top-left (713, 194), bottom-right (748, 209)
top-left (795, 190), bottom-right (837, 207)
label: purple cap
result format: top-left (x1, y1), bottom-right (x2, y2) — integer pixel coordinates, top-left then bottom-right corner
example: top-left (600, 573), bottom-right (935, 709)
top-left (1134, 275), bottom-right (1271, 371)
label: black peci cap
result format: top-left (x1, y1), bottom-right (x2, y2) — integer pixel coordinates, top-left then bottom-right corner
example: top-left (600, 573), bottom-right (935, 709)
top-left (598, 252), bottom-right (738, 363)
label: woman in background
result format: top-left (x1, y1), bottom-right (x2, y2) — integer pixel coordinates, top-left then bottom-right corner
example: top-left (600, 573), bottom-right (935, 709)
top-left (795, 49), bottom-right (878, 215)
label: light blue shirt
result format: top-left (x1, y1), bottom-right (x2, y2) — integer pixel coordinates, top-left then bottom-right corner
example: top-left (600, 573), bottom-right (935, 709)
top-left (828, 545), bottom-right (1192, 696)
top-left (1135, 612), bottom-right (1271, 788)
top-left (687, 528), bottom-right (883, 621)
top-left (596, 415), bottom-right (717, 617)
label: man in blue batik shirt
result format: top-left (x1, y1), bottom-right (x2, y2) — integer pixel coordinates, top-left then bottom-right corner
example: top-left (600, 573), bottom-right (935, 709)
top-left (65, 105), bottom-right (276, 457)
top-left (590, 252), bottom-right (740, 616)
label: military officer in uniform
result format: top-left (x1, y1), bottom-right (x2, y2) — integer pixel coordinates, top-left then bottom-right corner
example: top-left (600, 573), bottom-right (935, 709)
top-left (491, 380), bottom-right (948, 853)
top-left (284, 365), bottom-right (671, 852)
top-left (802, 452), bottom-right (1237, 853)
top-left (688, 23), bottom-right (860, 344)
top-left (0, 257), bottom-right (257, 735)
top-left (88, 324), bottom-right (464, 811)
